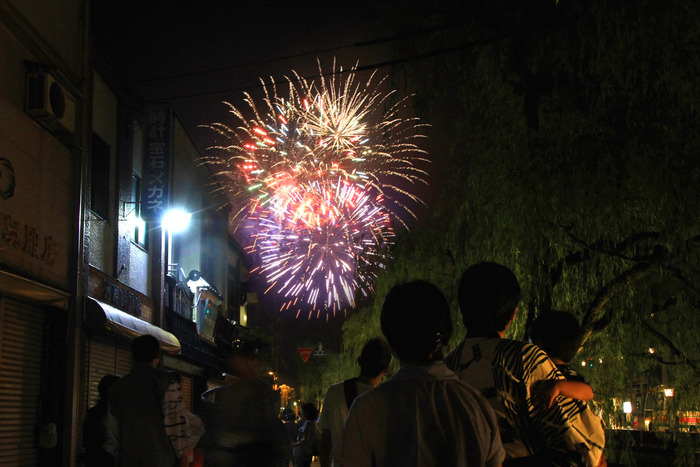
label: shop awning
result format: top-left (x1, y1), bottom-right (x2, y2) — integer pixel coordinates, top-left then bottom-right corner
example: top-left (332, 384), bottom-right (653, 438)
top-left (85, 298), bottom-right (181, 354)
top-left (0, 269), bottom-right (71, 310)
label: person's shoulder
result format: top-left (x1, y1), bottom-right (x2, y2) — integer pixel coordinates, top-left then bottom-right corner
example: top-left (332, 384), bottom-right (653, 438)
top-left (348, 382), bottom-right (382, 407)
top-left (449, 376), bottom-right (486, 399)
top-left (324, 380), bottom-right (345, 394)
top-left (150, 367), bottom-right (172, 386)
top-left (85, 400), bottom-right (106, 418)
top-left (499, 338), bottom-right (530, 349)
top-left (495, 339), bottom-right (554, 368)
top-left (444, 339), bottom-right (467, 368)
top-left (498, 338), bottom-right (547, 356)
top-left (108, 371), bottom-right (130, 392)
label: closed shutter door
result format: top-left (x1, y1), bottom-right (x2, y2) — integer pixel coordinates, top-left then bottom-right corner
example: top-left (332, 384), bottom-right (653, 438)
top-left (86, 334), bottom-right (117, 409)
top-left (0, 296), bottom-right (45, 466)
top-left (180, 375), bottom-right (193, 412)
top-left (81, 333), bottom-right (133, 455)
top-left (85, 334), bottom-right (132, 411)
top-left (115, 343), bottom-right (132, 377)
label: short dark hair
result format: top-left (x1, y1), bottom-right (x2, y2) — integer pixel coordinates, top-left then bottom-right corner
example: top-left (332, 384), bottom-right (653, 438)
top-left (282, 407), bottom-right (296, 421)
top-left (357, 337), bottom-right (391, 377)
top-left (380, 280), bottom-right (452, 364)
top-left (301, 402), bottom-right (318, 420)
top-left (97, 374), bottom-right (120, 400)
top-left (131, 334), bottom-right (160, 363)
top-left (530, 311), bottom-right (582, 363)
top-left (458, 262), bottom-right (521, 336)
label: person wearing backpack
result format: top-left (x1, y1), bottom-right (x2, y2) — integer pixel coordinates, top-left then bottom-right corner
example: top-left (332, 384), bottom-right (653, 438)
top-left (318, 337), bottom-right (391, 467)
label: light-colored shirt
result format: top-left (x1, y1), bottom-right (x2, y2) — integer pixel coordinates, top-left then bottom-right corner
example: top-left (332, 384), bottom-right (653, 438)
top-left (319, 378), bottom-right (375, 448)
top-left (332, 362), bottom-right (505, 467)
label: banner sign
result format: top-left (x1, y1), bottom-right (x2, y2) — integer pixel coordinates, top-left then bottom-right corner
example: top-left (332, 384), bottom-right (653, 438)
top-left (142, 104), bottom-right (171, 221)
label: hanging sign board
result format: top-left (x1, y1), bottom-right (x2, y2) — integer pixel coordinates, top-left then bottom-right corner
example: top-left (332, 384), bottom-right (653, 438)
top-left (141, 104), bottom-right (172, 221)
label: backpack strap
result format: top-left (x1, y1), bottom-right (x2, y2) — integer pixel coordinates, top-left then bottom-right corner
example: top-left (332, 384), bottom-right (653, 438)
top-left (343, 377), bottom-right (360, 410)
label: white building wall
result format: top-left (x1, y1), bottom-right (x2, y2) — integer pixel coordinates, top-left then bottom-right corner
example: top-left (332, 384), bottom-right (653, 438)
top-left (85, 72), bottom-right (118, 274)
top-left (7, 0), bottom-right (85, 76)
top-left (171, 118), bottom-right (231, 308)
top-left (0, 1), bottom-right (83, 290)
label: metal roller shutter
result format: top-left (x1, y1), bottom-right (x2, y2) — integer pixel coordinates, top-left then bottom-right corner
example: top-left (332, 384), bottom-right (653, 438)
top-left (116, 344), bottom-right (132, 377)
top-left (84, 334), bottom-right (132, 411)
top-left (85, 334), bottom-right (117, 409)
top-left (80, 332), bottom-right (133, 459)
top-left (0, 297), bottom-right (45, 466)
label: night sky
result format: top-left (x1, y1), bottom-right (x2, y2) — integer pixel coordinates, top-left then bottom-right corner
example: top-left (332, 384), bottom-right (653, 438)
top-left (90, 1), bottom-right (407, 378)
top-left (91, 0), bottom-right (396, 155)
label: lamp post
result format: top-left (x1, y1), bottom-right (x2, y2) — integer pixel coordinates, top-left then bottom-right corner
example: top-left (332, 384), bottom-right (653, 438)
top-left (159, 207), bottom-right (191, 328)
top-left (162, 207), bottom-right (191, 273)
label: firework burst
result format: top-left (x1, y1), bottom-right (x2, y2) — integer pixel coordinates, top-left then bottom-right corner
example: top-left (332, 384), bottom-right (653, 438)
top-left (202, 63), bottom-right (429, 318)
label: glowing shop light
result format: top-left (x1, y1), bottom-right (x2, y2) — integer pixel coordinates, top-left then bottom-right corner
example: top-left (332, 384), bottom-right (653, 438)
top-left (623, 401), bottom-right (633, 414)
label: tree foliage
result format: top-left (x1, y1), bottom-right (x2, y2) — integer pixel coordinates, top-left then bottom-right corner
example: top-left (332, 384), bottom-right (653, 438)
top-left (334, 0), bottom-right (700, 428)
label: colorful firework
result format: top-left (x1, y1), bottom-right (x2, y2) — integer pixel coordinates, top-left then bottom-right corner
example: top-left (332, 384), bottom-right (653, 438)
top-left (203, 63), bottom-right (428, 318)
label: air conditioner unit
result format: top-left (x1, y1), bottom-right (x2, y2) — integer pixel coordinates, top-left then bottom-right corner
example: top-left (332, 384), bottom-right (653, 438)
top-left (26, 72), bottom-right (76, 134)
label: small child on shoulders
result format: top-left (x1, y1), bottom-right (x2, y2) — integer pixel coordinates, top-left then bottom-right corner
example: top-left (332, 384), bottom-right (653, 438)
top-left (529, 310), bottom-right (594, 409)
top-left (531, 311), bottom-right (608, 467)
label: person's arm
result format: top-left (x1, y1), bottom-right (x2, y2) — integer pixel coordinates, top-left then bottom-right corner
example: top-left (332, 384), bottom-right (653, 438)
top-left (320, 428), bottom-right (333, 467)
top-left (292, 422), bottom-right (312, 447)
top-left (532, 379), bottom-right (594, 409)
top-left (524, 345), bottom-right (603, 467)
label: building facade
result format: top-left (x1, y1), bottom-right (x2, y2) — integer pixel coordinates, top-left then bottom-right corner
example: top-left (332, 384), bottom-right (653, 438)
top-left (0, 1), bottom-right (247, 464)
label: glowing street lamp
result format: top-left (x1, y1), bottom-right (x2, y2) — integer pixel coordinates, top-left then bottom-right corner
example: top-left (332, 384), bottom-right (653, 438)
top-left (161, 208), bottom-right (192, 276)
top-left (162, 207), bottom-right (192, 233)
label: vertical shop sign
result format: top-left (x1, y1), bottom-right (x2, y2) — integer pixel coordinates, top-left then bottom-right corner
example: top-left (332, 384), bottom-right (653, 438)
top-left (141, 104), bottom-right (171, 221)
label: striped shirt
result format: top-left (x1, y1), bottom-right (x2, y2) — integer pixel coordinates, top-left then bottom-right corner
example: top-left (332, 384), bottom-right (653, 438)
top-left (445, 338), bottom-right (603, 466)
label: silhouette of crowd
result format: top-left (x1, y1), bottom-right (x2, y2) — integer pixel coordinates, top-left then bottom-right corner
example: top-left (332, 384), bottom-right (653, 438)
top-left (81, 262), bottom-right (606, 467)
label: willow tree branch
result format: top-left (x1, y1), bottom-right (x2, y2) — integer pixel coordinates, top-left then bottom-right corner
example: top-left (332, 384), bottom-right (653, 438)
top-left (579, 261), bottom-right (655, 344)
top-left (563, 229), bottom-right (662, 262)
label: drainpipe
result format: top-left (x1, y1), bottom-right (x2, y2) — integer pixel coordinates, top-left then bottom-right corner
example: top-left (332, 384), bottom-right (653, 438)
top-left (62, 0), bottom-right (92, 465)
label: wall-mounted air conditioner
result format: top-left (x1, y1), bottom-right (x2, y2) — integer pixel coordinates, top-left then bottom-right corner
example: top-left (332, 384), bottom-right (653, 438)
top-left (26, 72), bottom-right (76, 134)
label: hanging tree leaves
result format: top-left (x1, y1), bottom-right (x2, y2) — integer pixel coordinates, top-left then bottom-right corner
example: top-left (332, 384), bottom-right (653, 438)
top-left (336, 0), bottom-right (700, 422)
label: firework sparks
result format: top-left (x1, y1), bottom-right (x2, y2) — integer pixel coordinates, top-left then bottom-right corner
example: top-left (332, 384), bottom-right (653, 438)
top-left (202, 63), bottom-right (428, 318)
